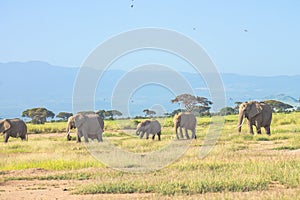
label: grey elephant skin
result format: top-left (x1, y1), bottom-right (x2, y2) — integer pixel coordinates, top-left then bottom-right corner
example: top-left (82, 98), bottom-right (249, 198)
top-left (66, 112), bottom-right (104, 142)
top-left (238, 101), bottom-right (272, 135)
top-left (173, 112), bottom-right (197, 140)
top-left (0, 118), bottom-right (27, 142)
top-left (136, 119), bottom-right (161, 141)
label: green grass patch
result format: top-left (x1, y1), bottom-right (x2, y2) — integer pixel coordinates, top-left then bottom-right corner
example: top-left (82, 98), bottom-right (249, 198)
top-left (1, 159), bottom-right (103, 171)
top-left (273, 146), bottom-right (300, 151)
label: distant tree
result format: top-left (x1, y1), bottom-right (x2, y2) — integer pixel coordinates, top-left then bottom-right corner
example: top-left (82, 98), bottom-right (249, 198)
top-left (22, 108), bottom-right (55, 124)
top-left (264, 100), bottom-right (293, 112)
top-left (170, 109), bottom-right (184, 117)
top-left (234, 101), bottom-right (243, 112)
top-left (171, 93), bottom-right (212, 114)
top-left (56, 112), bottom-right (73, 121)
top-left (143, 109), bottom-right (156, 117)
top-left (219, 107), bottom-right (236, 116)
top-left (104, 110), bottom-right (122, 120)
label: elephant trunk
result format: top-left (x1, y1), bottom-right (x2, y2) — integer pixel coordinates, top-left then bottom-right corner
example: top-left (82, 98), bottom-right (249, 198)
top-left (66, 124), bottom-right (71, 141)
top-left (174, 122), bottom-right (179, 134)
top-left (136, 127), bottom-right (142, 135)
top-left (238, 111), bottom-right (244, 133)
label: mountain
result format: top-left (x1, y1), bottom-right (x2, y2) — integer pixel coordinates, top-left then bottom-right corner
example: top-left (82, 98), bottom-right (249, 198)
top-left (0, 61), bottom-right (299, 118)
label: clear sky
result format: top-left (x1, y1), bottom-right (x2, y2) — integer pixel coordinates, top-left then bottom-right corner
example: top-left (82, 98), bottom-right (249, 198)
top-left (1, 0), bottom-right (299, 76)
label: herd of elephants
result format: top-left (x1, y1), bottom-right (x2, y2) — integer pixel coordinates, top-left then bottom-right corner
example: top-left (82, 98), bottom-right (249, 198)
top-left (0, 101), bottom-right (273, 143)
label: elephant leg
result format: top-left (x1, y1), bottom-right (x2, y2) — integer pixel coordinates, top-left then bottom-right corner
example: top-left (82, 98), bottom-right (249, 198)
top-left (191, 129), bottom-right (196, 139)
top-left (248, 121), bottom-right (254, 134)
top-left (175, 129), bottom-right (179, 140)
top-left (152, 134), bottom-right (155, 140)
top-left (140, 131), bottom-right (145, 139)
top-left (256, 126), bottom-right (262, 134)
top-left (67, 133), bottom-right (71, 141)
top-left (97, 132), bottom-right (103, 142)
top-left (76, 131), bottom-right (81, 143)
top-left (179, 128), bottom-right (184, 138)
top-left (20, 134), bottom-right (26, 141)
top-left (4, 133), bottom-right (9, 143)
top-left (157, 131), bottom-right (161, 141)
top-left (255, 121), bottom-right (261, 134)
top-left (146, 132), bottom-right (150, 139)
top-left (83, 134), bottom-right (89, 143)
top-left (184, 128), bottom-right (190, 139)
top-left (265, 126), bottom-right (271, 135)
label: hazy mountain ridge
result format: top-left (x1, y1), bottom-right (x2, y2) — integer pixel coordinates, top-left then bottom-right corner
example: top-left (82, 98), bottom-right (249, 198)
top-left (0, 61), bottom-right (299, 118)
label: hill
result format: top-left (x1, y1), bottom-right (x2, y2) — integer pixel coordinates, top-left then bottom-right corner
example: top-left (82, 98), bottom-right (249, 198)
top-left (0, 61), bottom-right (299, 118)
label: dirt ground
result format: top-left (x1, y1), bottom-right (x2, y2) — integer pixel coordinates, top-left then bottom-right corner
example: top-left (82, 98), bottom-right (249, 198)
top-left (0, 179), bottom-right (159, 200)
top-left (1, 177), bottom-right (300, 200)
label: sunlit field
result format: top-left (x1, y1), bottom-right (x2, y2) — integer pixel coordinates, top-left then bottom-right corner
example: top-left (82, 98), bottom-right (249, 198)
top-left (1, 112), bottom-right (300, 199)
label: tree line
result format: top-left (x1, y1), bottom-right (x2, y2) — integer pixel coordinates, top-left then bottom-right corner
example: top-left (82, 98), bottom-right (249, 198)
top-left (18, 94), bottom-right (296, 124)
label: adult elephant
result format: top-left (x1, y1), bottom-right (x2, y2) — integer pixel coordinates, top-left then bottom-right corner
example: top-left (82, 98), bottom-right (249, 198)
top-left (136, 119), bottom-right (161, 141)
top-left (66, 112), bottom-right (104, 142)
top-left (173, 112), bottom-right (196, 140)
top-left (0, 118), bottom-right (27, 142)
top-left (238, 101), bottom-right (272, 135)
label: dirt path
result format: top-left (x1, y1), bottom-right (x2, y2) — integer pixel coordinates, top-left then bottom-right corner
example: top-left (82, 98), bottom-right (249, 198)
top-left (0, 179), bottom-right (158, 200)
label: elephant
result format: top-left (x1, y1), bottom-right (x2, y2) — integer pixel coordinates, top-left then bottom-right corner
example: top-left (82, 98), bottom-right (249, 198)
top-left (136, 119), bottom-right (161, 141)
top-left (66, 112), bottom-right (104, 142)
top-left (0, 118), bottom-right (27, 142)
top-left (173, 112), bottom-right (196, 140)
top-left (238, 101), bottom-right (272, 135)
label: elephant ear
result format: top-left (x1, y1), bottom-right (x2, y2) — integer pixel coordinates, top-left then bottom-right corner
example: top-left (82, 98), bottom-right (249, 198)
top-left (248, 102), bottom-right (262, 119)
top-left (3, 119), bottom-right (11, 131)
top-left (177, 114), bottom-right (182, 123)
top-left (74, 114), bottom-right (85, 128)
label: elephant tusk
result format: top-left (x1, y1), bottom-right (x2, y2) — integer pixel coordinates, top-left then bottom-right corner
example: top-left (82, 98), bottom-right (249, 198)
top-left (66, 130), bottom-right (71, 136)
top-left (237, 118), bottom-right (245, 128)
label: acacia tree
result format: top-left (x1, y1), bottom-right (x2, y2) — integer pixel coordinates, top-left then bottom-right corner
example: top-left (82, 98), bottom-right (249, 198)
top-left (234, 101), bottom-right (243, 112)
top-left (219, 107), bottom-right (236, 116)
top-left (97, 110), bottom-right (122, 120)
top-left (264, 100), bottom-right (293, 112)
top-left (143, 109), bottom-right (156, 117)
top-left (22, 108), bottom-right (55, 124)
top-left (56, 112), bottom-right (73, 121)
top-left (171, 93), bottom-right (212, 113)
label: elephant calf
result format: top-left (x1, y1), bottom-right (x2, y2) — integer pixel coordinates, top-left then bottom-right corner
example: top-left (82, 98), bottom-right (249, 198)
top-left (0, 118), bottom-right (27, 142)
top-left (173, 112), bottom-right (197, 140)
top-left (66, 112), bottom-right (104, 142)
top-left (136, 119), bottom-right (161, 141)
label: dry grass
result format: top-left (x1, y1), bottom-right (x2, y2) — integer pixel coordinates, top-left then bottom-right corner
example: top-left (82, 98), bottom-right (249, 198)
top-left (1, 112), bottom-right (300, 198)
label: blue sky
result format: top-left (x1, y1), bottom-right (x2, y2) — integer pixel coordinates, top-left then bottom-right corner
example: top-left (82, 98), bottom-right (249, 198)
top-left (1, 0), bottom-right (299, 75)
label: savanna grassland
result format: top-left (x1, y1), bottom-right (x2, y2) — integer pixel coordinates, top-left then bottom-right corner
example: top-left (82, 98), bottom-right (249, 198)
top-left (1, 113), bottom-right (300, 199)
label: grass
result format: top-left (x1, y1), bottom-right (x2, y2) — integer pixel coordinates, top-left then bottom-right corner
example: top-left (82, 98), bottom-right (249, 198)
top-left (1, 112), bottom-right (300, 198)
top-left (27, 121), bottom-right (66, 134)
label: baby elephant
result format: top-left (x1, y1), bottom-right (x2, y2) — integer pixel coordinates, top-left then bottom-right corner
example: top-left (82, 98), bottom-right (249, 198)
top-left (0, 118), bottom-right (27, 142)
top-left (136, 119), bottom-right (161, 141)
